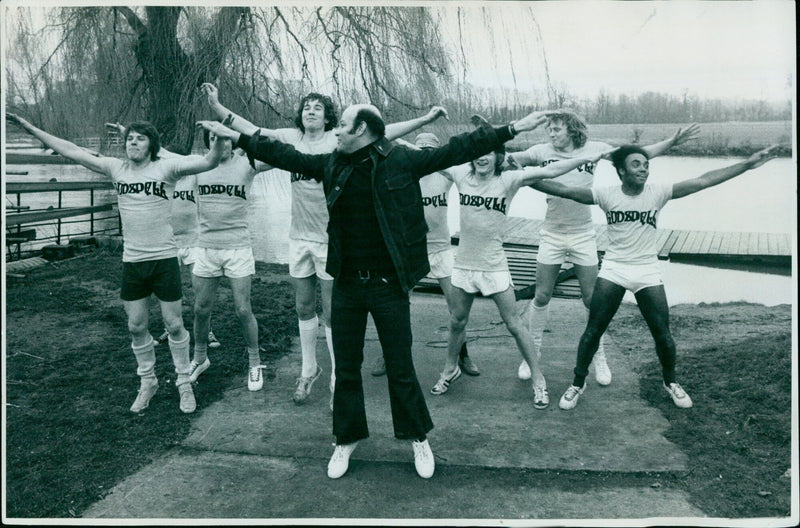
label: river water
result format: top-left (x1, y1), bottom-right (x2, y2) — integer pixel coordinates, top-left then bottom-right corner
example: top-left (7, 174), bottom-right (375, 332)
top-left (5, 155), bottom-right (796, 306)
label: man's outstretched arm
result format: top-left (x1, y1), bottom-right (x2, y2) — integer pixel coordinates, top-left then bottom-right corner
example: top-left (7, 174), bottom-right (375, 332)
top-left (671, 145), bottom-right (780, 199)
top-left (639, 123), bottom-right (701, 159)
top-left (201, 83), bottom-right (273, 138)
top-left (384, 106), bottom-right (448, 141)
top-left (529, 180), bottom-right (595, 205)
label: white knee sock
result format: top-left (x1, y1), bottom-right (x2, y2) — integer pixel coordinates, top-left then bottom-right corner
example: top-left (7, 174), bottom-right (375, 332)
top-left (325, 325), bottom-right (335, 391)
top-left (168, 331), bottom-right (191, 385)
top-left (299, 316), bottom-right (319, 377)
top-left (132, 335), bottom-right (157, 381)
top-left (529, 302), bottom-right (549, 361)
top-left (585, 306), bottom-right (606, 359)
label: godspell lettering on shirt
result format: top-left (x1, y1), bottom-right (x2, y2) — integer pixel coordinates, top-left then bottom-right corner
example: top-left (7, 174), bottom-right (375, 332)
top-left (198, 184), bottom-right (247, 199)
top-left (605, 209), bottom-right (659, 228)
top-left (459, 193), bottom-right (507, 213)
top-left (173, 189), bottom-right (196, 203)
top-left (291, 172), bottom-right (315, 183)
top-left (541, 158), bottom-right (596, 174)
top-left (115, 181), bottom-right (168, 199)
top-left (422, 193), bottom-right (448, 208)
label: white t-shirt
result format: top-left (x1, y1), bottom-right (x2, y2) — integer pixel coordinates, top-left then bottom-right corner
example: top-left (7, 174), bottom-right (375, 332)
top-left (419, 170), bottom-right (453, 255)
top-left (592, 183), bottom-right (673, 265)
top-left (108, 157), bottom-right (198, 262)
top-left (522, 140), bottom-right (611, 234)
top-left (273, 128), bottom-right (337, 244)
top-left (196, 153), bottom-right (258, 249)
top-left (452, 168), bottom-right (526, 272)
top-left (170, 174), bottom-right (199, 249)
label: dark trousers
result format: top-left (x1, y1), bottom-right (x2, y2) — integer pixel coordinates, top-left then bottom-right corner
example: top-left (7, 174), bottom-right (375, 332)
top-left (331, 278), bottom-right (433, 445)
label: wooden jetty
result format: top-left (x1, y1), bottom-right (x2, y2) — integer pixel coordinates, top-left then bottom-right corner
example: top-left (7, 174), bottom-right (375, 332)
top-left (416, 217), bottom-right (792, 297)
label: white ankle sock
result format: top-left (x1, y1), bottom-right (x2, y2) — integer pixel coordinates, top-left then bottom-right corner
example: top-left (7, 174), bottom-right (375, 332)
top-left (299, 316), bottom-right (319, 377)
top-left (132, 335), bottom-right (157, 381)
top-left (530, 302), bottom-right (549, 361)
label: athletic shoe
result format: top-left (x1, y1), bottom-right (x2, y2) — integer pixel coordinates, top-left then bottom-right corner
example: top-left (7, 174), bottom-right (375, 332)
top-left (533, 382), bottom-right (550, 409)
top-left (327, 442), bottom-right (358, 479)
top-left (663, 382), bottom-right (693, 408)
top-left (130, 378), bottom-right (159, 413)
top-left (518, 360), bottom-right (531, 380)
top-left (412, 439), bottom-right (435, 479)
top-left (156, 329), bottom-right (169, 345)
top-left (430, 365), bottom-right (462, 395)
top-left (292, 365), bottom-right (322, 404)
top-left (207, 331), bottom-right (221, 348)
top-left (177, 382), bottom-right (196, 413)
top-left (559, 384), bottom-right (586, 410)
top-left (189, 358), bottom-right (211, 383)
top-left (370, 357), bottom-right (386, 377)
top-left (593, 351), bottom-right (612, 386)
top-left (248, 365), bottom-right (265, 392)
top-left (458, 354), bottom-right (480, 376)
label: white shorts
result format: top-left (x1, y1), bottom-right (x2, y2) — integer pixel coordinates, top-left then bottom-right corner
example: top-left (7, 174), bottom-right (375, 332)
top-left (426, 248), bottom-right (454, 279)
top-left (289, 239), bottom-right (333, 280)
top-left (193, 247), bottom-right (255, 279)
top-left (451, 268), bottom-right (513, 296)
top-left (537, 229), bottom-right (599, 266)
top-left (598, 259), bottom-right (663, 293)
top-left (176, 247), bottom-right (198, 267)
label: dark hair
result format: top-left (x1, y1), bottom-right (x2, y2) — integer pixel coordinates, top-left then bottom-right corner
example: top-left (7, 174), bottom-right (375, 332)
top-left (352, 107), bottom-right (386, 137)
top-left (611, 145), bottom-right (649, 176)
top-left (548, 110), bottom-right (588, 149)
top-left (124, 122), bottom-right (160, 161)
top-left (294, 93), bottom-right (338, 133)
top-left (470, 145), bottom-right (506, 176)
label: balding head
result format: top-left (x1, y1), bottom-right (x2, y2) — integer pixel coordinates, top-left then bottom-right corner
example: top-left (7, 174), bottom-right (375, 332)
top-left (336, 104), bottom-right (386, 153)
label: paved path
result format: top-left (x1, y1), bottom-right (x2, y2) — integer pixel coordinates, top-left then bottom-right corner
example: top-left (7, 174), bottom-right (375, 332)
top-left (83, 294), bottom-right (704, 521)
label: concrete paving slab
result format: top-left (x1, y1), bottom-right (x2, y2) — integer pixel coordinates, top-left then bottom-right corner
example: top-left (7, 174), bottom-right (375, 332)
top-left (183, 294), bottom-right (687, 472)
top-left (84, 450), bottom-right (704, 520)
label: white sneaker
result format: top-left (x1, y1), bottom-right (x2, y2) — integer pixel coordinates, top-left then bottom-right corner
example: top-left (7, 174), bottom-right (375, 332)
top-left (130, 378), bottom-right (158, 413)
top-left (248, 365), bottom-right (265, 391)
top-left (327, 442), bottom-right (358, 479)
top-left (593, 351), bottom-right (612, 386)
top-left (533, 382), bottom-right (549, 409)
top-left (559, 384), bottom-right (586, 410)
top-left (189, 358), bottom-right (210, 383)
top-left (663, 382), bottom-right (693, 408)
top-left (412, 439), bottom-right (435, 478)
top-left (292, 365), bottom-right (323, 404)
top-left (430, 365), bottom-right (461, 395)
top-left (518, 360), bottom-right (531, 380)
top-left (177, 381), bottom-right (196, 413)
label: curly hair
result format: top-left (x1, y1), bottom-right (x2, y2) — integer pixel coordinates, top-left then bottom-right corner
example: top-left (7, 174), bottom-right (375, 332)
top-left (611, 145), bottom-right (649, 176)
top-left (548, 110), bottom-right (588, 149)
top-left (124, 122), bottom-right (160, 161)
top-left (294, 93), bottom-right (338, 133)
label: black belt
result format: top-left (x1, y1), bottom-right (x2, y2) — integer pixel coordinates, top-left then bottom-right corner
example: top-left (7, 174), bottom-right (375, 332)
top-left (340, 269), bottom-right (398, 284)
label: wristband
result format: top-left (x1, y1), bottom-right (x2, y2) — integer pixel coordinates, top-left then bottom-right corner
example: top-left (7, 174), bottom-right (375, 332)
top-left (509, 121), bottom-right (518, 136)
top-left (223, 113), bottom-right (234, 126)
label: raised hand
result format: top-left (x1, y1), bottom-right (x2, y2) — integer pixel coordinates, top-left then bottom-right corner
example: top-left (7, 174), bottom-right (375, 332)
top-left (196, 120), bottom-right (239, 141)
top-left (469, 114), bottom-right (491, 129)
top-left (513, 110), bottom-right (558, 133)
top-left (6, 112), bottom-right (29, 131)
top-left (670, 123), bottom-right (700, 146)
top-left (426, 106), bottom-right (449, 122)
top-left (746, 145), bottom-right (781, 169)
top-left (200, 82), bottom-right (221, 107)
top-left (104, 122), bottom-right (125, 135)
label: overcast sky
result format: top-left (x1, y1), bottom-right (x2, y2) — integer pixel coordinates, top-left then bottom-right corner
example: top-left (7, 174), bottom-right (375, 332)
top-left (439, 1), bottom-right (795, 102)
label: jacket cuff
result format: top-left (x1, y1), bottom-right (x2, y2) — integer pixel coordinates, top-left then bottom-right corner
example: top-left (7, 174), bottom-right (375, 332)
top-left (235, 132), bottom-right (252, 151)
top-left (493, 125), bottom-right (513, 144)
top-left (236, 130), bottom-right (260, 169)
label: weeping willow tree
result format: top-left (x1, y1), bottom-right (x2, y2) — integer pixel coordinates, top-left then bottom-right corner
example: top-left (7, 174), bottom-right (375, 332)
top-left (5, 5), bottom-right (454, 153)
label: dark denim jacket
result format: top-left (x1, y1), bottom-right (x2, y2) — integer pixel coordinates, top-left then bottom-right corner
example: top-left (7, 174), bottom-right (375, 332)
top-left (237, 125), bottom-right (512, 292)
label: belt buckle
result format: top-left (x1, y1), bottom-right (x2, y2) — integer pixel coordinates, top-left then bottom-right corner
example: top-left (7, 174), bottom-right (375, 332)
top-left (357, 269), bottom-right (371, 281)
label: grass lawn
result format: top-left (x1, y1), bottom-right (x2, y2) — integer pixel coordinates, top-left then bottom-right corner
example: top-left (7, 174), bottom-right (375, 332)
top-left (3, 247), bottom-right (794, 519)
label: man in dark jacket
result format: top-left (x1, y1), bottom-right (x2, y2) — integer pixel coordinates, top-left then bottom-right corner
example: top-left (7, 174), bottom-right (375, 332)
top-left (197, 104), bottom-right (553, 480)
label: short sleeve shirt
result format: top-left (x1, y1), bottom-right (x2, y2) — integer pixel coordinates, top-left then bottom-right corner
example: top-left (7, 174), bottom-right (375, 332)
top-left (522, 141), bottom-right (611, 234)
top-left (452, 168), bottom-right (524, 272)
top-left (419, 170), bottom-right (453, 255)
top-left (109, 157), bottom-right (198, 262)
top-left (273, 128), bottom-right (337, 243)
top-left (196, 153), bottom-right (257, 249)
top-left (170, 174), bottom-right (199, 249)
top-left (592, 183), bottom-right (672, 265)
